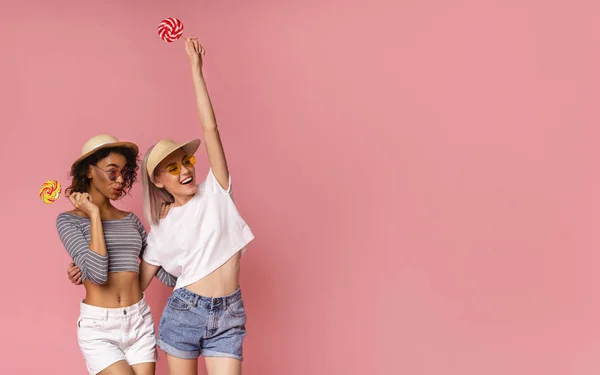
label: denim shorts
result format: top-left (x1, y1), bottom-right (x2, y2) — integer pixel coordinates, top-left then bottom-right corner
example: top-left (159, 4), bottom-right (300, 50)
top-left (157, 288), bottom-right (247, 361)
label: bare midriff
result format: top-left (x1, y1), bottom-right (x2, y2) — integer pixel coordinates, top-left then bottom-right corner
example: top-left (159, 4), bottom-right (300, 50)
top-left (185, 251), bottom-right (242, 297)
top-left (83, 272), bottom-right (142, 308)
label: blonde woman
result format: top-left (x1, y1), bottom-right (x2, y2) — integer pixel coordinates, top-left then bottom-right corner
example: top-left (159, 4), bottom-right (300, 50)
top-left (138, 38), bottom-right (254, 375)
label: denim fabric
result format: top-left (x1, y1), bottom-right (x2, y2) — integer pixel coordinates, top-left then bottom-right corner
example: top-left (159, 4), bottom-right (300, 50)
top-left (157, 288), bottom-right (247, 361)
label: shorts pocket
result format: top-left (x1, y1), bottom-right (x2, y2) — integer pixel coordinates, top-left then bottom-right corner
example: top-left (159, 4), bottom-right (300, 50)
top-left (168, 295), bottom-right (192, 311)
top-left (77, 317), bottom-right (105, 329)
top-left (227, 298), bottom-right (247, 318)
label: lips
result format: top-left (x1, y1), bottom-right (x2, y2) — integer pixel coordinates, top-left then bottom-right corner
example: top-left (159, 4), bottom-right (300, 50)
top-left (181, 176), bottom-right (193, 185)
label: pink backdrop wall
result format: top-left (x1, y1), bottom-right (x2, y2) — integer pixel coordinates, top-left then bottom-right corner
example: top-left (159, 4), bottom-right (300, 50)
top-left (1, 0), bottom-right (599, 374)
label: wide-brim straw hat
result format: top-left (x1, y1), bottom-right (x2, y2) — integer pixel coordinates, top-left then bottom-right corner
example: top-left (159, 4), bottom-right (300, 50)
top-left (146, 138), bottom-right (201, 182)
top-left (72, 134), bottom-right (139, 170)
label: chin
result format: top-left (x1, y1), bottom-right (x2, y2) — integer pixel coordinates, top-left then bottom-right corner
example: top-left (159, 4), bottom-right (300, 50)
top-left (172, 183), bottom-right (197, 197)
top-left (184, 183), bottom-right (198, 195)
top-left (104, 188), bottom-right (123, 200)
top-left (108, 192), bottom-right (121, 200)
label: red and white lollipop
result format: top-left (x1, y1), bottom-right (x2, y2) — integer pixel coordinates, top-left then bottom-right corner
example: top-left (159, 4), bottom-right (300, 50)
top-left (158, 17), bottom-right (184, 42)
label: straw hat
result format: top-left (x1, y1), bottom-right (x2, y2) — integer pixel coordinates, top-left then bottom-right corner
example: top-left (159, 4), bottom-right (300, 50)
top-left (71, 134), bottom-right (139, 170)
top-left (146, 138), bottom-right (201, 182)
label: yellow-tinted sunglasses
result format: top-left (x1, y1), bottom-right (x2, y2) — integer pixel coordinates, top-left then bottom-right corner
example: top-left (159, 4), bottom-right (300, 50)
top-left (166, 155), bottom-right (196, 175)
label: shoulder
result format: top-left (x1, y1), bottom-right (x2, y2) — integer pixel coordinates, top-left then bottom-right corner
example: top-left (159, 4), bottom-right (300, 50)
top-left (116, 209), bottom-right (131, 217)
top-left (57, 211), bottom-right (79, 223)
top-left (56, 211), bottom-right (83, 232)
top-left (59, 209), bottom-right (86, 218)
top-left (127, 212), bottom-right (142, 224)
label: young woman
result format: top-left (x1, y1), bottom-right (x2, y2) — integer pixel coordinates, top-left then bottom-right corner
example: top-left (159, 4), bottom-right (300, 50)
top-left (138, 37), bottom-right (255, 375)
top-left (57, 134), bottom-right (177, 375)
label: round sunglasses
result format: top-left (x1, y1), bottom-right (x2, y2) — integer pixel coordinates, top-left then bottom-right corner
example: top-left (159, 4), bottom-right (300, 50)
top-left (166, 155), bottom-right (196, 175)
top-left (92, 165), bottom-right (133, 181)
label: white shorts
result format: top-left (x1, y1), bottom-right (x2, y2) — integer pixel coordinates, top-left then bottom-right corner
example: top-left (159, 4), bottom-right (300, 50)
top-left (77, 294), bottom-right (157, 375)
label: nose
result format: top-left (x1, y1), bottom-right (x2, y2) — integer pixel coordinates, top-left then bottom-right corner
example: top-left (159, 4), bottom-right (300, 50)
top-left (181, 164), bottom-right (192, 175)
top-left (115, 174), bottom-right (125, 183)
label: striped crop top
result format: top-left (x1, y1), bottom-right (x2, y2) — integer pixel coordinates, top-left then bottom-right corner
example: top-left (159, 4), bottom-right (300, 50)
top-left (56, 212), bottom-right (176, 286)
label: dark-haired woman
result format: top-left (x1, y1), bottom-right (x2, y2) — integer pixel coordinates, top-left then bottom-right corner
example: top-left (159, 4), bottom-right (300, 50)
top-left (56, 134), bottom-right (175, 375)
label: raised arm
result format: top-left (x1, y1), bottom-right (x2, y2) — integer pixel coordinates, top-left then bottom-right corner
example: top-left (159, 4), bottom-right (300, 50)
top-left (56, 193), bottom-right (108, 285)
top-left (186, 38), bottom-right (229, 190)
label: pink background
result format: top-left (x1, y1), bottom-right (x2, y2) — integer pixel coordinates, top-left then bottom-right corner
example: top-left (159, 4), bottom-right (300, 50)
top-left (1, 0), bottom-right (599, 374)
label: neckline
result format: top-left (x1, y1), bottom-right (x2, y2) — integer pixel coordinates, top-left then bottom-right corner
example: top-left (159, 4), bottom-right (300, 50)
top-left (64, 212), bottom-right (133, 221)
top-left (170, 192), bottom-right (198, 210)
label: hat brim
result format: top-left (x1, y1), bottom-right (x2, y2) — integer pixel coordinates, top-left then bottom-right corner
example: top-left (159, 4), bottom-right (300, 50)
top-left (148, 139), bottom-right (201, 181)
top-left (71, 141), bottom-right (140, 170)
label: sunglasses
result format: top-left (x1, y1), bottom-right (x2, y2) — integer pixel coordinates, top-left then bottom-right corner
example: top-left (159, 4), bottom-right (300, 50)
top-left (166, 155), bottom-right (196, 175)
top-left (92, 165), bottom-right (132, 181)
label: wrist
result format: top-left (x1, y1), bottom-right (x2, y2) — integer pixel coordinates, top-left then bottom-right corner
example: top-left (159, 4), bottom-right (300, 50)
top-left (191, 64), bottom-right (204, 76)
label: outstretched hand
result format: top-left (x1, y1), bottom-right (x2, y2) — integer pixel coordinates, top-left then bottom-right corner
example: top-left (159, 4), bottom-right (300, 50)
top-left (185, 37), bottom-right (205, 69)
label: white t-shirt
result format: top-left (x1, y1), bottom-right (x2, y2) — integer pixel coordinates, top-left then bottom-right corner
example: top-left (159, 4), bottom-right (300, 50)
top-left (143, 169), bottom-right (255, 289)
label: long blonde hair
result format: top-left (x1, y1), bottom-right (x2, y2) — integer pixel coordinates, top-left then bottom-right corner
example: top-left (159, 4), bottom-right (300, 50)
top-left (142, 146), bottom-right (174, 226)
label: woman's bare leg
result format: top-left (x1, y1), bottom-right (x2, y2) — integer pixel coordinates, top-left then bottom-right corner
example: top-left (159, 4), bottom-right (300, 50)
top-left (167, 354), bottom-right (199, 375)
top-left (205, 357), bottom-right (241, 375)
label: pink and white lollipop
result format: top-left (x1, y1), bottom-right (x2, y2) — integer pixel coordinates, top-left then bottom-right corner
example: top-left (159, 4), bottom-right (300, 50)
top-left (157, 17), bottom-right (184, 42)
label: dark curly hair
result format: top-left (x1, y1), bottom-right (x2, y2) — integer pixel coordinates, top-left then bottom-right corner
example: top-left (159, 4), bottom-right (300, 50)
top-left (65, 146), bottom-right (139, 198)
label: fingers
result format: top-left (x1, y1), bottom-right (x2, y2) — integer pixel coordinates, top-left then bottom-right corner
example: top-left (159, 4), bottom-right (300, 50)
top-left (74, 193), bottom-right (92, 208)
top-left (76, 193), bottom-right (84, 208)
top-left (67, 262), bottom-right (82, 284)
top-left (68, 192), bottom-right (78, 208)
top-left (68, 266), bottom-right (80, 278)
top-left (185, 37), bottom-right (204, 55)
top-left (160, 202), bottom-right (172, 218)
top-left (71, 270), bottom-right (82, 284)
top-left (71, 271), bottom-right (82, 283)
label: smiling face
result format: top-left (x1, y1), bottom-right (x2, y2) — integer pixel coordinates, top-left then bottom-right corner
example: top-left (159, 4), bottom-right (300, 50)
top-left (153, 148), bottom-right (198, 199)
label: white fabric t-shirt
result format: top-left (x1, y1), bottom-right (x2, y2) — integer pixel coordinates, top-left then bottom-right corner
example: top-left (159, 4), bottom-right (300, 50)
top-left (143, 169), bottom-right (255, 289)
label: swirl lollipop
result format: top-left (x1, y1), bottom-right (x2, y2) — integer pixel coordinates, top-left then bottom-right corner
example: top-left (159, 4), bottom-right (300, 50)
top-left (39, 180), bottom-right (62, 204)
top-left (158, 17), bottom-right (184, 43)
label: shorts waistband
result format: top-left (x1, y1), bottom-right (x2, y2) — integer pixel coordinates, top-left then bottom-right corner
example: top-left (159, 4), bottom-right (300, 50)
top-left (174, 287), bottom-right (242, 310)
top-left (80, 294), bottom-right (149, 319)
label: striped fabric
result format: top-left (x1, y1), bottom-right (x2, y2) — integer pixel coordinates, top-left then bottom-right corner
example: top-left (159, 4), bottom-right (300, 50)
top-left (56, 212), bottom-right (176, 286)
